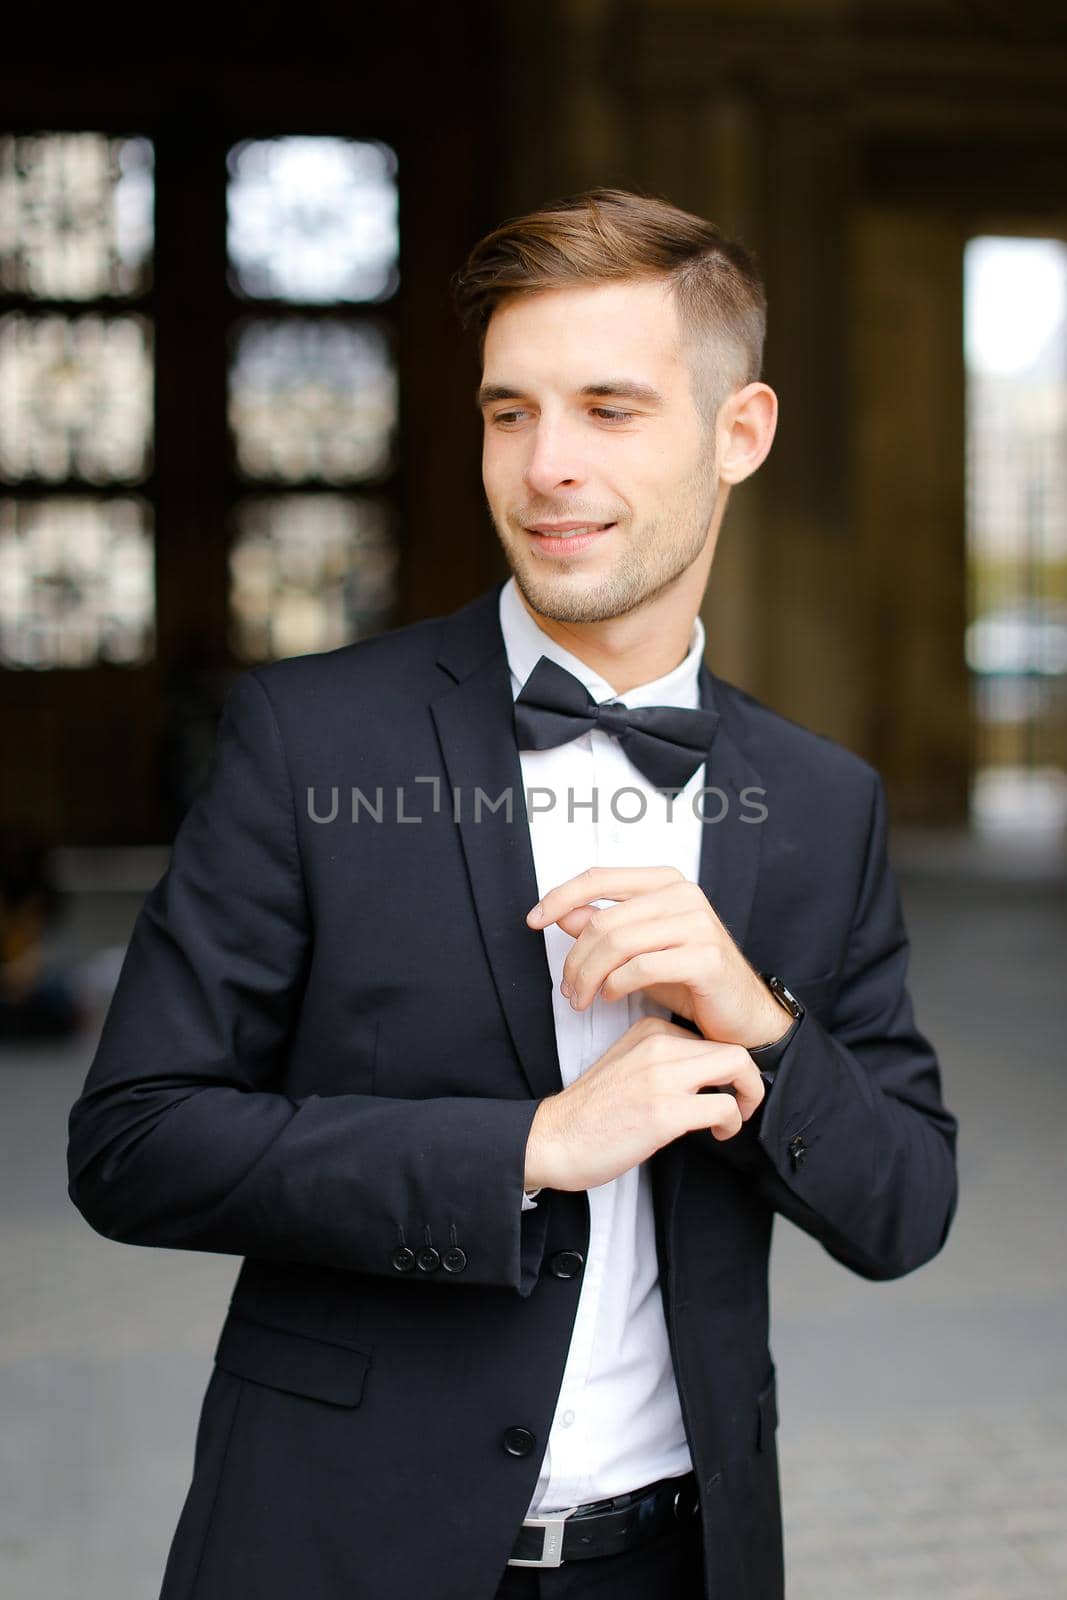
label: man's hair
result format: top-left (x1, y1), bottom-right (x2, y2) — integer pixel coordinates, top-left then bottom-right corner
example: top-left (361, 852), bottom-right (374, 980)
top-left (452, 187), bottom-right (767, 415)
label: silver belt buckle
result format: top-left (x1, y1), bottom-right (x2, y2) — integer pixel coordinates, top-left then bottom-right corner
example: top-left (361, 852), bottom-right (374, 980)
top-left (506, 1507), bottom-right (577, 1568)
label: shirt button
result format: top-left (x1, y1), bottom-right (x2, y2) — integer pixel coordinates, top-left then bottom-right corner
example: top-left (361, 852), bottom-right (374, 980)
top-left (502, 1426), bottom-right (536, 1457)
top-left (560, 1410), bottom-right (575, 1428)
top-left (548, 1250), bottom-right (585, 1279)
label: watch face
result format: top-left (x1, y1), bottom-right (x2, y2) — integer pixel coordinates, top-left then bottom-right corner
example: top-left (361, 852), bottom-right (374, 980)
top-left (768, 975), bottom-right (804, 1018)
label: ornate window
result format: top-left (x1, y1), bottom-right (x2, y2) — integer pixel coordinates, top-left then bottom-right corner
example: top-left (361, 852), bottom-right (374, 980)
top-left (229, 494), bottom-right (396, 661)
top-left (0, 132), bottom-right (155, 669)
top-left (227, 136), bottom-right (398, 304)
top-left (224, 136), bottom-right (401, 661)
top-left (0, 132), bottom-right (153, 300)
top-left (0, 311), bottom-right (152, 483)
top-left (1, 130), bottom-right (402, 673)
top-left (0, 496), bottom-right (153, 667)
top-left (228, 318), bottom-right (395, 484)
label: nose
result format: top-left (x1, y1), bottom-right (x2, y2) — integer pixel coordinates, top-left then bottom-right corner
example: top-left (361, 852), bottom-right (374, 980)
top-left (522, 417), bottom-right (587, 498)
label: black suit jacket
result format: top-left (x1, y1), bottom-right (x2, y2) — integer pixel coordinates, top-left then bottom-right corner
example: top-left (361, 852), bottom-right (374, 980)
top-left (68, 582), bottom-right (958, 1600)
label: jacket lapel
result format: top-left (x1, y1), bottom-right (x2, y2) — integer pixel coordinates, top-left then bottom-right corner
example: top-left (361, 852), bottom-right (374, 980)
top-left (653, 662), bottom-right (766, 1246)
top-left (430, 586), bottom-right (564, 1103)
top-left (695, 661), bottom-right (764, 955)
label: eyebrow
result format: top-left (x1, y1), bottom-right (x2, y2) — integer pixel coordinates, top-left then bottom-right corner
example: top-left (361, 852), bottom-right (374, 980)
top-left (475, 379), bottom-right (666, 409)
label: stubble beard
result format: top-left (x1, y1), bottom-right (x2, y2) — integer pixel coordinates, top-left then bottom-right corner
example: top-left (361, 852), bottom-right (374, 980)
top-left (493, 450), bottom-right (720, 626)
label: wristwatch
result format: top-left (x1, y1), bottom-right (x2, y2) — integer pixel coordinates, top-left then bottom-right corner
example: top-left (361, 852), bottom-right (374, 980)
top-left (748, 974), bottom-right (805, 1088)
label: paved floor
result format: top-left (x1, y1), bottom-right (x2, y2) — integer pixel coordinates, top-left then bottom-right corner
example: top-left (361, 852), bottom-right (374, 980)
top-left (1, 851), bottom-right (1065, 1599)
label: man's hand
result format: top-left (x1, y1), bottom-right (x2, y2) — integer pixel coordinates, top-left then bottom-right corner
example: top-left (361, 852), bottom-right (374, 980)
top-left (527, 865), bottom-right (789, 1049)
top-left (523, 1015), bottom-right (765, 1192)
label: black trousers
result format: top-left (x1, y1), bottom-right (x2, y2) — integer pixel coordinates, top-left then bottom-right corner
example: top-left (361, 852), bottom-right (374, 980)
top-left (492, 1515), bottom-right (704, 1598)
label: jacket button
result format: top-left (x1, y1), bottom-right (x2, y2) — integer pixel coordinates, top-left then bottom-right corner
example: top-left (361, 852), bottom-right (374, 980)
top-left (392, 1246), bottom-right (416, 1272)
top-left (788, 1135), bottom-right (807, 1169)
top-left (442, 1246), bottom-right (467, 1273)
top-left (502, 1426), bottom-right (536, 1457)
top-left (416, 1245), bottom-right (441, 1272)
top-left (548, 1250), bottom-right (585, 1279)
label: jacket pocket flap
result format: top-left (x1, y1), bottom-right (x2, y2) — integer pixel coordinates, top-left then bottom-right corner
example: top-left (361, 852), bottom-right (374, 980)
top-left (756, 1373), bottom-right (778, 1451)
top-left (214, 1314), bottom-right (371, 1407)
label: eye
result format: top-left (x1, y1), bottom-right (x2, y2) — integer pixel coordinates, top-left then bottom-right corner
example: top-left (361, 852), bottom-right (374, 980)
top-left (490, 409), bottom-right (531, 427)
top-left (590, 407), bottom-right (635, 423)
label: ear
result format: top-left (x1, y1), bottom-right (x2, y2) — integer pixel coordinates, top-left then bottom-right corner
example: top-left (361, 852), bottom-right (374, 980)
top-left (715, 383), bottom-right (778, 486)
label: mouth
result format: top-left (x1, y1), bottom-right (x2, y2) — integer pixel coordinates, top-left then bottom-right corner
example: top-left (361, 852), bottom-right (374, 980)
top-left (523, 521), bottom-right (617, 556)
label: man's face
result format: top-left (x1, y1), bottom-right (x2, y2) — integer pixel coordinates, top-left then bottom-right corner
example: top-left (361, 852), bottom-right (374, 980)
top-left (479, 278), bottom-right (721, 624)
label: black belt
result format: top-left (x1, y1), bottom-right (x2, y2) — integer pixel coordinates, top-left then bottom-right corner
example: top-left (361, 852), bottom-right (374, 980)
top-left (507, 1471), bottom-right (700, 1568)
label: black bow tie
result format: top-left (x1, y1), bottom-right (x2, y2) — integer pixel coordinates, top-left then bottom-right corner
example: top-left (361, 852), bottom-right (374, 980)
top-left (513, 655), bottom-right (719, 791)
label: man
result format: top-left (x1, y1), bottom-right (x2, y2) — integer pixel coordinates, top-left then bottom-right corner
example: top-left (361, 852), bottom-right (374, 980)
top-left (68, 188), bottom-right (958, 1600)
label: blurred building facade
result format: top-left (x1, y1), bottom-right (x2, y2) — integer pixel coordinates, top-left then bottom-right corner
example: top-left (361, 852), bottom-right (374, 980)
top-left (2, 0), bottom-right (1066, 842)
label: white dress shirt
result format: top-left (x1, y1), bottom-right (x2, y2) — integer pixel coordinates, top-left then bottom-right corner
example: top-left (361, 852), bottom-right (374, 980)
top-left (499, 576), bottom-right (705, 1515)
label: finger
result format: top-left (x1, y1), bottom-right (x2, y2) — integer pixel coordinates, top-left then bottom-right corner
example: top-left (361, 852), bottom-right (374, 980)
top-left (679, 1045), bottom-right (765, 1121)
top-left (701, 1071), bottom-right (764, 1124)
top-left (668, 1094), bottom-right (742, 1145)
top-left (552, 904), bottom-right (601, 939)
top-left (527, 866), bottom-right (684, 928)
top-left (682, 1092), bottom-right (744, 1142)
top-left (616, 1014), bottom-right (704, 1047)
top-left (562, 912), bottom-right (706, 1007)
top-left (627, 1031), bottom-right (763, 1121)
top-left (593, 1014), bottom-right (704, 1062)
top-left (555, 882), bottom-right (707, 940)
top-left (591, 942), bottom-right (711, 1008)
